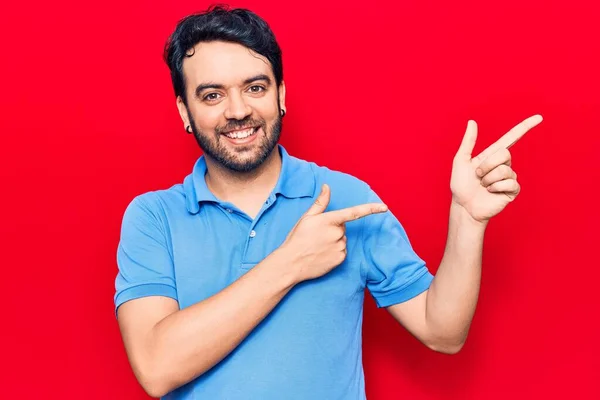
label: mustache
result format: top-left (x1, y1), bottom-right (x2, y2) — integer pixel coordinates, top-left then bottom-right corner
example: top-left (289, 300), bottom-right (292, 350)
top-left (215, 117), bottom-right (266, 134)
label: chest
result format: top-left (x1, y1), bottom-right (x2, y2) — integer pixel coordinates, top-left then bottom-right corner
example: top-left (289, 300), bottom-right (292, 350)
top-left (166, 197), bottom-right (366, 311)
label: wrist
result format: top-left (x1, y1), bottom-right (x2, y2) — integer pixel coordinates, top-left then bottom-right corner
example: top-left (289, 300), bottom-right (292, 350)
top-left (269, 245), bottom-right (305, 287)
top-left (450, 200), bottom-right (489, 232)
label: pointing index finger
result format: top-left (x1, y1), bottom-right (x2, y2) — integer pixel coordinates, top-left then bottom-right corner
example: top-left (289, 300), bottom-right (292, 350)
top-left (325, 203), bottom-right (388, 225)
top-left (474, 114), bottom-right (543, 162)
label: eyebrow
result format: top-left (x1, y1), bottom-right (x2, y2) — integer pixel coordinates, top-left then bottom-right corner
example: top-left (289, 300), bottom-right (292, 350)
top-left (194, 74), bottom-right (272, 99)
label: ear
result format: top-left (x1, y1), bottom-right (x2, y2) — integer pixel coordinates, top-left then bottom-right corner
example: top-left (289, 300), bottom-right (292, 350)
top-left (278, 81), bottom-right (286, 114)
top-left (176, 96), bottom-right (190, 129)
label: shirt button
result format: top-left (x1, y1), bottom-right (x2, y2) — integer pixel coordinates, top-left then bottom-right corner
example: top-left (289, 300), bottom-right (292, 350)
top-left (226, 208), bottom-right (233, 213)
top-left (249, 230), bottom-right (256, 238)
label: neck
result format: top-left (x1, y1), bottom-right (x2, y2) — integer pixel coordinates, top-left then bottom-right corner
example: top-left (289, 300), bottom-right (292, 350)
top-left (203, 147), bottom-right (282, 203)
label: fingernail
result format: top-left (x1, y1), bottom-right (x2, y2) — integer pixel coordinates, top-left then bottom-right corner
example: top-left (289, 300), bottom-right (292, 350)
top-left (380, 205), bottom-right (388, 212)
top-left (476, 168), bottom-right (483, 177)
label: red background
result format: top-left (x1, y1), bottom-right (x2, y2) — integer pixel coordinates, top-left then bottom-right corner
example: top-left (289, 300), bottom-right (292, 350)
top-left (1, 0), bottom-right (599, 398)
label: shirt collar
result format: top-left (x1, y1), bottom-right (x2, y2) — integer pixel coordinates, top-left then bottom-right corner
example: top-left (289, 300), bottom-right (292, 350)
top-left (184, 144), bottom-right (316, 214)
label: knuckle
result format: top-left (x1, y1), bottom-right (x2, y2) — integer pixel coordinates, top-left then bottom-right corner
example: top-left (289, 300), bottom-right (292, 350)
top-left (328, 229), bottom-right (340, 241)
top-left (477, 158), bottom-right (487, 170)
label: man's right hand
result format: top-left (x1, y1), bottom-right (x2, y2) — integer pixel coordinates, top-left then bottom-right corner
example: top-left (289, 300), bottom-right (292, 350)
top-left (280, 184), bottom-right (388, 283)
top-left (117, 185), bottom-right (385, 397)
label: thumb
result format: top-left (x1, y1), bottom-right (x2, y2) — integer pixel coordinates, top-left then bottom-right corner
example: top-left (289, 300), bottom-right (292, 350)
top-left (303, 184), bottom-right (331, 216)
top-left (456, 120), bottom-right (478, 159)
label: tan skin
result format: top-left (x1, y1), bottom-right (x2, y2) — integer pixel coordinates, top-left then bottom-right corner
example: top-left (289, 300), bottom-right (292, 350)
top-left (387, 115), bottom-right (543, 352)
top-left (176, 41), bottom-right (286, 218)
top-left (117, 40), bottom-right (543, 396)
top-left (117, 41), bottom-right (386, 397)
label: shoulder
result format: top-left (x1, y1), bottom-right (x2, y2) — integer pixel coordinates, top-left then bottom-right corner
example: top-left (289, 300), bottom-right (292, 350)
top-left (121, 180), bottom-right (189, 228)
top-left (294, 155), bottom-right (373, 208)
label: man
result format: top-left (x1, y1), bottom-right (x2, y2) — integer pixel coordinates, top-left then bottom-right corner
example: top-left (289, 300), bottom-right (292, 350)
top-left (114, 5), bottom-right (542, 399)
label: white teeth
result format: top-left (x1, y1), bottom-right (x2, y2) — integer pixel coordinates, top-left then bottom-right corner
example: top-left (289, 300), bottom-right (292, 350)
top-left (225, 128), bottom-right (255, 139)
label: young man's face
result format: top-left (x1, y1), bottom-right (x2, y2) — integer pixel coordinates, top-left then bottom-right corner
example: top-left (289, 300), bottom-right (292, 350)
top-left (177, 41), bottom-right (285, 172)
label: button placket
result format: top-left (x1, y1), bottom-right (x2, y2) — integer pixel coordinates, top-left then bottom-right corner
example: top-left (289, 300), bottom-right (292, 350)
top-left (240, 194), bottom-right (276, 268)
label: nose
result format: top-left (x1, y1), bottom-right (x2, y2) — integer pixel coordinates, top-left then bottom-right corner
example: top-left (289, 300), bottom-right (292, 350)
top-left (223, 91), bottom-right (252, 120)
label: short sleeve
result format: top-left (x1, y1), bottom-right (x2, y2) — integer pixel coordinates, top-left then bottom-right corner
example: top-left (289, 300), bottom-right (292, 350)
top-left (114, 195), bottom-right (178, 316)
top-left (362, 189), bottom-right (433, 308)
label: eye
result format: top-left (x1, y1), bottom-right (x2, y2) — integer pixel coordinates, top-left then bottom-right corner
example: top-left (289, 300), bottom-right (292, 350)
top-left (203, 92), bottom-right (221, 102)
top-left (248, 85), bottom-right (265, 93)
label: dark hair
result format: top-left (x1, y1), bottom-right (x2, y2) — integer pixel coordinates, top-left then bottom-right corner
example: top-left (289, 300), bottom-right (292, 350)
top-left (163, 4), bottom-right (283, 106)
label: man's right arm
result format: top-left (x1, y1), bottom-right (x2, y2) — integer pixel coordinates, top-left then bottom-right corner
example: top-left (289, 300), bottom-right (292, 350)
top-left (117, 184), bottom-right (386, 398)
top-left (117, 247), bottom-right (298, 398)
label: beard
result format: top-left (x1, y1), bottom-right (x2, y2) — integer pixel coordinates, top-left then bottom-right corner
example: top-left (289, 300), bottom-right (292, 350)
top-left (188, 110), bottom-right (283, 173)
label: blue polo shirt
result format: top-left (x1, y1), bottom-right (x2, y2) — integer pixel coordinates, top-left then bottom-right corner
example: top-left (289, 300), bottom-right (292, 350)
top-left (114, 145), bottom-right (433, 399)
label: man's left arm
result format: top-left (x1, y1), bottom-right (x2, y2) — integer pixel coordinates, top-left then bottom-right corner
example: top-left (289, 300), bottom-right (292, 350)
top-left (387, 115), bottom-right (543, 354)
top-left (387, 201), bottom-right (485, 354)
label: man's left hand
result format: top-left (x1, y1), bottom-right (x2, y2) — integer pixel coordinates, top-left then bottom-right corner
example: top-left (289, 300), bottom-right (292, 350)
top-left (450, 115), bottom-right (543, 223)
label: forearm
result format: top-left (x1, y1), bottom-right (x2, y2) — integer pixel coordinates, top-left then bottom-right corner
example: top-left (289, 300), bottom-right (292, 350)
top-left (426, 200), bottom-right (487, 350)
top-left (147, 248), bottom-right (298, 396)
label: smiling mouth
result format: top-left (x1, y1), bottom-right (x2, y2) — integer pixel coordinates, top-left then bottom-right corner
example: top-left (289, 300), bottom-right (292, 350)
top-left (222, 126), bottom-right (259, 140)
